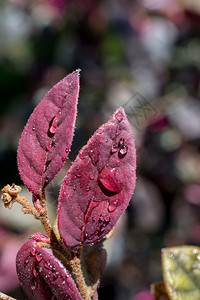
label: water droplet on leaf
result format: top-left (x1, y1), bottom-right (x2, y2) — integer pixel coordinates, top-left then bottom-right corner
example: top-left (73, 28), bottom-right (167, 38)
top-left (53, 272), bottom-right (58, 280)
top-left (45, 176), bottom-right (50, 183)
top-left (44, 262), bottom-right (53, 270)
top-left (118, 138), bottom-right (125, 147)
top-left (75, 171), bottom-right (81, 178)
top-left (118, 145), bottom-right (128, 158)
top-left (25, 256), bottom-right (30, 264)
top-left (108, 200), bottom-right (118, 212)
top-left (30, 248), bottom-right (36, 256)
top-left (49, 110), bottom-right (61, 134)
top-left (98, 167), bottom-right (122, 193)
top-left (46, 143), bottom-right (51, 151)
top-left (32, 126), bottom-right (36, 131)
top-left (115, 110), bottom-right (123, 122)
top-left (35, 254), bottom-right (42, 262)
top-left (110, 143), bottom-right (118, 154)
top-left (33, 264), bottom-right (39, 277)
top-left (31, 281), bottom-right (37, 290)
top-left (89, 149), bottom-right (99, 165)
top-left (98, 228), bottom-right (105, 235)
top-left (99, 215), bottom-right (104, 223)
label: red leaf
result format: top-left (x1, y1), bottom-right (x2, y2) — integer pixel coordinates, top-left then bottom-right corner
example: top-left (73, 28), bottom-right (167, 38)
top-left (57, 108), bottom-right (136, 249)
top-left (17, 70), bottom-right (80, 196)
top-left (16, 240), bottom-right (83, 300)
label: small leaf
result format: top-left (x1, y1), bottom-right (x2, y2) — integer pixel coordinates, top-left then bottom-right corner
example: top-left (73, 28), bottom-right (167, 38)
top-left (162, 246), bottom-right (200, 300)
top-left (30, 233), bottom-right (51, 244)
top-left (16, 240), bottom-right (83, 300)
top-left (58, 108), bottom-right (136, 249)
top-left (82, 241), bottom-right (107, 296)
top-left (17, 70), bottom-right (80, 196)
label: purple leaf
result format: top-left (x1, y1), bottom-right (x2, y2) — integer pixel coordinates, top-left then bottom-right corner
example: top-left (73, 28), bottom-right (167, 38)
top-left (17, 70), bottom-right (80, 196)
top-left (57, 108), bottom-right (136, 249)
top-left (16, 240), bottom-right (83, 300)
top-left (82, 242), bottom-right (107, 294)
top-left (30, 233), bottom-right (51, 244)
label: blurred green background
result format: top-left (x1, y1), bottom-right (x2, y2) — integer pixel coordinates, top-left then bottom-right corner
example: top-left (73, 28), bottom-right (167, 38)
top-left (1, 0), bottom-right (200, 299)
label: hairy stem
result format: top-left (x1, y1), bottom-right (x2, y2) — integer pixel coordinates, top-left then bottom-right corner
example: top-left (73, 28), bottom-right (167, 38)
top-left (15, 195), bottom-right (40, 218)
top-left (53, 245), bottom-right (90, 300)
top-left (0, 292), bottom-right (16, 300)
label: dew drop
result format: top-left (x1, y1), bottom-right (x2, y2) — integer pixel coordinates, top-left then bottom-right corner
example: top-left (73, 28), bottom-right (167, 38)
top-left (75, 171), bottom-right (82, 178)
top-left (45, 176), bottom-right (50, 184)
top-left (62, 157), bottom-right (66, 162)
top-left (105, 216), bottom-right (110, 223)
top-left (25, 256), bottom-right (30, 264)
top-left (53, 272), bottom-right (58, 280)
top-left (33, 265), bottom-right (39, 277)
top-left (31, 281), bottom-right (37, 290)
top-left (32, 126), bottom-right (36, 131)
top-left (35, 254), bottom-right (42, 262)
top-left (110, 143), bottom-right (118, 154)
top-left (115, 110), bottom-right (123, 122)
top-left (192, 249), bottom-right (199, 255)
top-left (99, 214), bottom-right (110, 226)
top-left (118, 145), bottom-right (128, 158)
top-left (66, 273), bottom-right (70, 278)
top-left (108, 200), bottom-right (118, 212)
top-left (49, 110), bottom-right (61, 134)
top-left (89, 174), bottom-right (94, 180)
top-left (30, 248), bottom-right (36, 256)
top-left (44, 262), bottom-right (53, 270)
top-left (46, 143), bottom-right (51, 151)
top-left (79, 152), bottom-right (85, 159)
top-left (98, 228), bottom-right (105, 235)
top-left (62, 191), bottom-right (66, 197)
top-left (87, 231), bottom-right (98, 240)
top-left (99, 215), bottom-right (104, 223)
top-left (62, 280), bottom-right (66, 285)
top-left (89, 149), bottom-right (99, 165)
top-left (98, 167), bottom-right (122, 193)
top-left (168, 252), bottom-right (175, 260)
top-left (65, 148), bottom-right (69, 154)
top-left (118, 138), bottom-right (125, 147)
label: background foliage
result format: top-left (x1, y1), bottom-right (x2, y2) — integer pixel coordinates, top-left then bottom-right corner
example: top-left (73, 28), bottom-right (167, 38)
top-left (1, 0), bottom-right (200, 299)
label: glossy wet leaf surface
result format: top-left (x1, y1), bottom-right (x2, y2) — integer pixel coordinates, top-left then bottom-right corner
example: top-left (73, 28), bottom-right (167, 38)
top-left (57, 108), bottom-right (136, 249)
top-left (162, 246), bottom-right (200, 300)
top-left (17, 70), bottom-right (80, 196)
top-left (16, 240), bottom-right (83, 300)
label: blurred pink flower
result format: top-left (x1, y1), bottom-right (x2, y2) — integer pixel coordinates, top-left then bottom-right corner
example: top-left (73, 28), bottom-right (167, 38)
top-left (133, 290), bottom-right (154, 300)
top-left (0, 227), bottom-right (22, 293)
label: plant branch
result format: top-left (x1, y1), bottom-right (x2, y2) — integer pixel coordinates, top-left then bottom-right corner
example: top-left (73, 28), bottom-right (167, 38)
top-left (0, 292), bottom-right (16, 300)
top-left (1, 184), bottom-right (56, 240)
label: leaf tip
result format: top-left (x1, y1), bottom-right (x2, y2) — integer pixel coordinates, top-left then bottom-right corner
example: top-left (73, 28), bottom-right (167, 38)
top-left (112, 107), bottom-right (126, 123)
